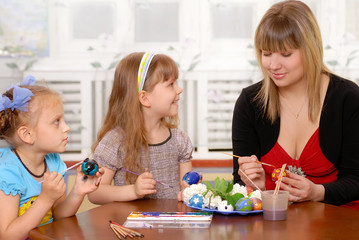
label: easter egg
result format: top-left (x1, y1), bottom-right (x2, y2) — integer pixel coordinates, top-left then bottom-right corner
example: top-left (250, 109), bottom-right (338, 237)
top-left (250, 197), bottom-right (262, 210)
top-left (81, 158), bottom-right (99, 176)
top-left (271, 168), bottom-right (289, 181)
top-left (182, 171), bottom-right (202, 185)
top-left (189, 194), bottom-right (204, 208)
top-left (246, 186), bottom-right (254, 196)
top-left (218, 200), bottom-right (234, 212)
top-left (235, 198), bottom-right (253, 212)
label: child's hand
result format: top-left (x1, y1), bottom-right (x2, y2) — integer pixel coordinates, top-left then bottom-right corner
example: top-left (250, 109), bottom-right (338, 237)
top-left (72, 165), bottom-right (104, 196)
top-left (40, 172), bottom-right (66, 203)
top-left (134, 170), bottom-right (156, 198)
top-left (177, 180), bottom-right (190, 201)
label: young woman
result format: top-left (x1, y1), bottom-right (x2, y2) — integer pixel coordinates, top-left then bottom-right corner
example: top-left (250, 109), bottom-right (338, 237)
top-left (232, 0), bottom-right (359, 209)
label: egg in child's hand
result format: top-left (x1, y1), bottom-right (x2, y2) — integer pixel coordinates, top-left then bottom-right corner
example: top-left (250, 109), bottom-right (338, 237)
top-left (271, 168), bottom-right (289, 181)
top-left (81, 158), bottom-right (99, 176)
top-left (182, 171), bottom-right (202, 185)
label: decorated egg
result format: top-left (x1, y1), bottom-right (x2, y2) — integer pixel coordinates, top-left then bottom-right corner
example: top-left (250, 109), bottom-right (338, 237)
top-left (235, 198), bottom-right (253, 212)
top-left (246, 186), bottom-right (254, 196)
top-left (250, 197), bottom-right (262, 210)
top-left (182, 171), bottom-right (202, 185)
top-left (81, 158), bottom-right (99, 176)
top-left (189, 194), bottom-right (204, 208)
top-left (271, 168), bottom-right (289, 181)
top-left (218, 200), bottom-right (234, 212)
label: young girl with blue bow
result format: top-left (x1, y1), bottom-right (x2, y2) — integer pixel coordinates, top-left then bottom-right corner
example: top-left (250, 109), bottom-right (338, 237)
top-left (0, 76), bottom-right (104, 239)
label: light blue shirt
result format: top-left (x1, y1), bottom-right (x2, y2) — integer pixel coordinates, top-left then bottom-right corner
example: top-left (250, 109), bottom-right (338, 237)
top-left (0, 147), bottom-right (66, 225)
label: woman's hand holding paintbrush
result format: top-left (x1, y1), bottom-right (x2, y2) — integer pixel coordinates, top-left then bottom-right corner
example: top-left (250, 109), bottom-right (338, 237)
top-left (222, 152), bottom-right (267, 191)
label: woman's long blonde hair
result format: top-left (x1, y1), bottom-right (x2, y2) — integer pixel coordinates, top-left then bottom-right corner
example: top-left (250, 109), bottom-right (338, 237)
top-left (254, 0), bottom-right (331, 123)
top-left (91, 52), bottom-right (179, 182)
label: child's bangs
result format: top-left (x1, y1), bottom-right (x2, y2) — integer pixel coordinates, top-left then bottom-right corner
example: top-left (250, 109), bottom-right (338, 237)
top-left (157, 56), bottom-right (179, 82)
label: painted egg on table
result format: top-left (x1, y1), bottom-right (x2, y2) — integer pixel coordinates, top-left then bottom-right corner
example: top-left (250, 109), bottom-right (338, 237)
top-left (182, 171), bottom-right (202, 185)
top-left (81, 158), bottom-right (99, 176)
top-left (271, 168), bottom-right (289, 181)
top-left (250, 197), bottom-right (262, 211)
top-left (189, 194), bottom-right (204, 208)
top-left (218, 200), bottom-right (234, 212)
top-left (235, 198), bottom-right (253, 212)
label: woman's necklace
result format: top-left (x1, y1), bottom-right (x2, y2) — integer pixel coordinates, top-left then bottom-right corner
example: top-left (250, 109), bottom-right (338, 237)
top-left (280, 96), bottom-right (306, 120)
top-left (13, 149), bottom-right (47, 178)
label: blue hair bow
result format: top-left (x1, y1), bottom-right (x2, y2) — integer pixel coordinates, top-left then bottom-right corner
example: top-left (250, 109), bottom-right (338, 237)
top-left (0, 75), bottom-right (36, 112)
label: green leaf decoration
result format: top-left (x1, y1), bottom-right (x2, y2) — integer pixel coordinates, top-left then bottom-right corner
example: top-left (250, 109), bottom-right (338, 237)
top-left (327, 60), bottom-right (338, 66)
top-left (113, 53), bottom-right (122, 59)
top-left (6, 63), bottom-right (18, 69)
top-left (225, 193), bottom-right (244, 208)
top-left (248, 60), bottom-right (258, 67)
top-left (107, 61), bottom-right (118, 70)
top-left (91, 62), bottom-right (102, 68)
top-left (187, 60), bottom-right (200, 72)
top-left (24, 59), bottom-right (38, 71)
top-left (167, 46), bottom-right (175, 51)
top-left (87, 46), bottom-right (95, 51)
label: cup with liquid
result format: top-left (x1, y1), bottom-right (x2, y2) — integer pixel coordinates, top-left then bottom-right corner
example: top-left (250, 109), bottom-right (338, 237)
top-left (261, 190), bottom-right (289, 221)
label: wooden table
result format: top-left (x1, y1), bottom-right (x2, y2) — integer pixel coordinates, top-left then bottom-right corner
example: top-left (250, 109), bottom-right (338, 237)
top-left (30, 199), bottom-right (359, 240)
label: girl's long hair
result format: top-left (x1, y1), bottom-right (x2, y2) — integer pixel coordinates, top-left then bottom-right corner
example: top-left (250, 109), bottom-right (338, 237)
top-left (254, 0), bottom-right (331, 123)
top-left (92, 52), bottom-right (179, 182)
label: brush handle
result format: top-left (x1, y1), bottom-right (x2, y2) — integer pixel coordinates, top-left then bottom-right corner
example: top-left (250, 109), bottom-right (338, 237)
top-left (121, 168), bottom-right (174, 188)
top-left (38, 161), bottom-right (83, 184)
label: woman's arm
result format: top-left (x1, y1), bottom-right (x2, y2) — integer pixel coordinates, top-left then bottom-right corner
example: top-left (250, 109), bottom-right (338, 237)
top-left (232, 87), bottom-right (261, 184)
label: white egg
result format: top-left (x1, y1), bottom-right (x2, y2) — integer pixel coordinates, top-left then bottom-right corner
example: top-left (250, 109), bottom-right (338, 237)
top-left (217, 200), bottom-right (234, 211)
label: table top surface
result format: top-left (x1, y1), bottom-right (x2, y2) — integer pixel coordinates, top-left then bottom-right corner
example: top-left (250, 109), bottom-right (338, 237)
top-left (30, 199), bottom-right (359, 240)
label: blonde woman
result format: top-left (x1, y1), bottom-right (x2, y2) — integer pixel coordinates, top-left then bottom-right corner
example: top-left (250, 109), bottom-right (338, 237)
top-left (233, 0), bottom-right (359, 209)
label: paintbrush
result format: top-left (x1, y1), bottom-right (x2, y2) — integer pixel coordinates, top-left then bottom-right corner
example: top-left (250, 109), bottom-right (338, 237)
top-left (121, 167), bottom-right (174, 188)
top-left (221, 152), bottom-right (276, 168)
top-left (38, 161), bottom-right (83, 184)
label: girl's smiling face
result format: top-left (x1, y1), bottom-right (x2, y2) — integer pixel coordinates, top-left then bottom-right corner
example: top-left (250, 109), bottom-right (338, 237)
top-left (261, 48), bottom-right (305, 88)
top-left (146, 77), bottom-right (183, 118)
top-left (31, 96), bottom-right (70, 154)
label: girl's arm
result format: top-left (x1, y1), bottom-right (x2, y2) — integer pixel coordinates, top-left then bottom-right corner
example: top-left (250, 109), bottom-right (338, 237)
top-left (179, 161), bottom-right (192, 189)
top-left (88, 166), bottom-right (156, 205)
top-left (53, 166), bottom-right (103, 219)
top-left (0, 172), bottom-right (65, 239)
top-left (0, 192), bottom-right (54, 240)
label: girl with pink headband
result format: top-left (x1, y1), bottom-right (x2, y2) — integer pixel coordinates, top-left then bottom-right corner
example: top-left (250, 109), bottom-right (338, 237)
top-left (88, 52), bottom-right (193, 203)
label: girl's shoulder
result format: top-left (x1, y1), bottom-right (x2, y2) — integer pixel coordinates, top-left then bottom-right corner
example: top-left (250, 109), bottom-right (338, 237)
top-left (100, 127), bottom-right (126, 145)
top-left (170, 128), bottom-right (191, 142)
top-left (45, 153), bottom-right (67, 173)
top-left (0, 148), bottom-right (26, 196)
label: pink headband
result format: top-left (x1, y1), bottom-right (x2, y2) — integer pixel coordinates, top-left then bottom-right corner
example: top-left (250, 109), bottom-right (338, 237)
top-left (137, 53), bottom-right (155, 92)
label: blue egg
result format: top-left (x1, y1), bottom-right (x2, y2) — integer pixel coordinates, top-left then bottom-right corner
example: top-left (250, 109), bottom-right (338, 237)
top-left (235, 198), bottom-right (253, 212)
top-left (81, 158), bottom-right (99, 176)
top-left (189, 194), bottom-right (204, 208)
top-left (182, 171), bottom-right (202, 185)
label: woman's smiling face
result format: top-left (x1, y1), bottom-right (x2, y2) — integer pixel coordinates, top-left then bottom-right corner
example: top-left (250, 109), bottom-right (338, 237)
top-left (261, 48), bottom-right (304, 88)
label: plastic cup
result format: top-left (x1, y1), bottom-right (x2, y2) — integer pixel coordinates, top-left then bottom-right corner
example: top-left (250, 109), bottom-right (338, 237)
top-left (261, 190), bottom-right (289, 221)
